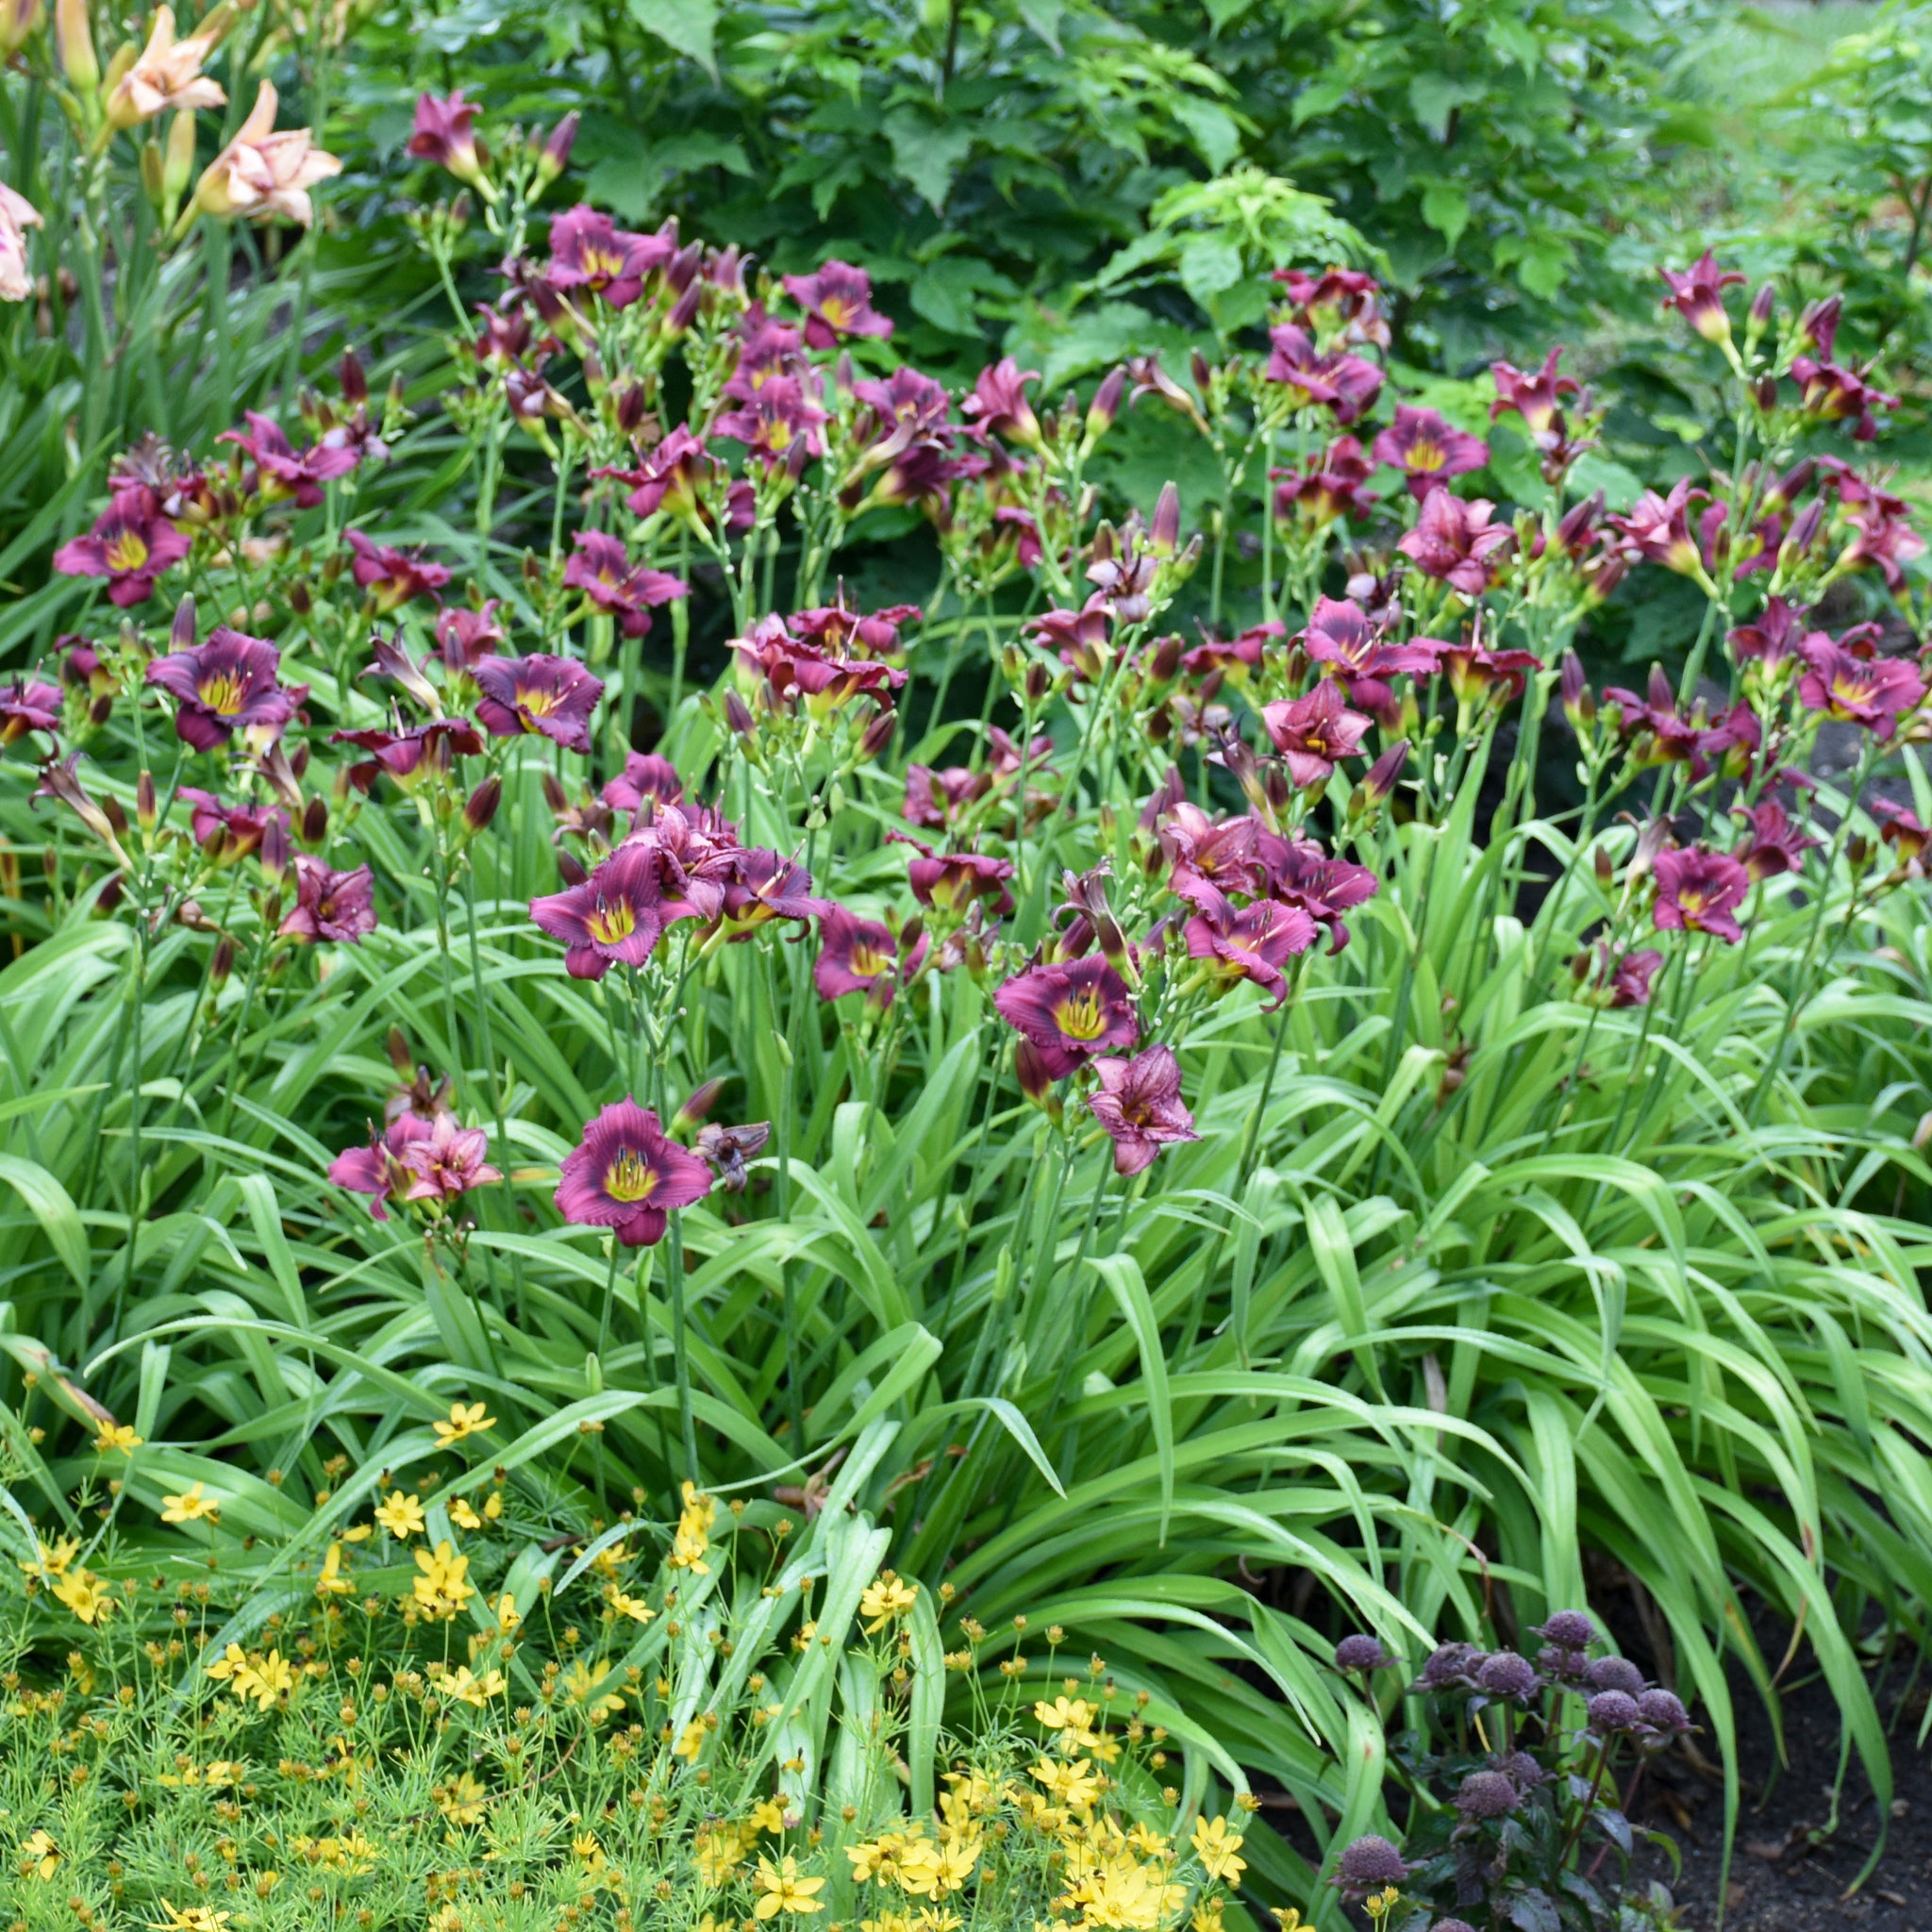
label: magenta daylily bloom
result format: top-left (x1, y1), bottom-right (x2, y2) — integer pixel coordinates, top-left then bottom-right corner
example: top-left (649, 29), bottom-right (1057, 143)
top-left (1651, 846), bottom-right (1749, 943)
top-left (1262, 324), bottom-right (1383, 424)
top-left (146, 627), bottom-right (301, 751)
top-left (721, 847), bottom-right (829, 928)
top-left (1439, 641), bottom-right (1542, 707)
top-left (781, 258), bottom-right (893, 350)
top-left (561, 532), bottom-right (689, 638)
top-left (1257, 835), bottom-right (1380, 952)
top-left (1272, 436), bottom-right (1377, 528)
top-left (604, 752), bottom-right (684, 815)
top-left (1299, 596), bottom-right (1441, 724)
top-left (1602, 946), bottom-right (1663, 1008)
top-left (436, 601), bottom-right (506, 675)
top-left (345, 531), bottom-right (452, 612)
top-left (903, 762), bottom-right (991, 830)
top-left (1373, 406), bottom-right (1488, 499)
top-left (1260, 679), bottom-right (1372, 790)
top-left (791, 595), bottom-right (922, 661)
top-left (888, 832), bottom-right (1014, 915)
top-left (606, 425), bottom-right (724, 524)
top-left (1790, 357), bottom-right (1895, 442)
top-left (53, 490), bottom-right (191, 607)
top-left (331, 719), bottom-right (484, 791)
top-left (398, 1109), bottom-right (502, 1203)
top-left (1611, 481), bottom-right (1707, 578)
top-left (0, 678), bottom-right (61, 746)
top-left (993, 957), bottom-right (1139, 1080)
top-left (1184, 891), bottom-right (1318, 1007)
top-left (555, 1098), bottom-right (711, 1247)
top-left (1158, 803), bottom-right (1265, 910)
top-left (528, 845), bottom-right (668, 978)
top-left (545, 205), bottom-right (675, 309)
top-left (280, 855), bottom-right (377, 943)
top-left (220, 409), bottom-right (359, 507)
top-left (1731, 800), bottom-right (1819, 882)
top-left (328, 1114), bottom-right (433, 1220)
top-left (1490, 347), bottom-right (1582, 440)
top-left (1179, 620), bottom-right (1283, 682)
top-left (961, 358), bottom-right (1043, 448)
top-left (178, 787), bottom-right (289, 867)
top-left (1726, 598), bottom-right (1806, 672)
top-left (713, 375), bottom-right (830, 467)
top-left (1657, 250), bottom-right (1745, 342)
top-left (1876, 799), bottom-right (1932, 865)
top-left (1272, 267), bottom-right (1389, 347)
top-left (1086, 1044), bottom-right (1200, 1177)
top-left (812, 906), bottom-right (926, 1008)
top-left (407, 89), bottom-right (484, 183)
top-left (1397, 491), bottom-right (1511, 596)
top-left (1796, 636), bottom-right (1926, 733)
top-left (474, 653), bottom-right (605, 752)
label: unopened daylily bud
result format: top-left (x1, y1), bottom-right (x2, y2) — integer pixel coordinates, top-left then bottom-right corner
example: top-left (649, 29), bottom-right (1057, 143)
top-left (1754, 375), bottom-right (1778, 413)
top-left (163, 108), bottom-right (196, 201)
top-left (1084, 365), bottom-right (1125, 445)
top-left (1024, 660), bottom-right (1053, 705)
top-left (1014, 1038), bottom-right (1058, 1103)
top-left (1780, 498), bottom-right (1825, 564)
top-left (1560, 651), bottom-right (1595, 730)
top-left (1847, 834), bottom-right (1872, 871)
top-left (1593, 845), bottom-right (1614, 886)
top-left (1748, 282), bottom-right (1774, 331)
top-left (540, 772), bottom-right (570, 819)
top-left (1190, 349), bottom-right (1213, 394)
top-left (141, 138), bottom-right (166, 206)
top-left (136, 770), bottom-right (157, 830)
top-left (674, 1078), bottom-right (724, 1130)
top-left (300, 796), bottom-right (328, 844)
top-left (210, 935), bottom-right (235, 986)
top-left (664, 278), bottom-right (703, 336)
top-left (1148, 633), bottom-right (1182, 683)
top-left (557, 851), bottom-right (589, 888)
top-left (340, 348), bottom-right (367, 405)
top-left (462, 775), bottom-right (501, 835)
top-left (57, 0), bottom-right (97, 92)
top-left (534, 111), bottom-right (578, 191)
top-left (724, 691), bottom-right (755, 736)
top-left (614, 382), bottom-right (648, 433)
top-left (102, 794), bottom-right (129, 837)
top-left (1361, 738), bottom-right (1408, 805)
top-left (0, 0), bottom-right (43, 57)
top-left (858, 708), bottom-right (896, 761)
top-left (170, 592), bottom-right (196, 651)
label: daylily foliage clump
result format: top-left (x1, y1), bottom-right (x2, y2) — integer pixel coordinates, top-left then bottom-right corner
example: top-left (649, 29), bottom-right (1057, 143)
top-left (6, 65), bottom-right (1932, 1932)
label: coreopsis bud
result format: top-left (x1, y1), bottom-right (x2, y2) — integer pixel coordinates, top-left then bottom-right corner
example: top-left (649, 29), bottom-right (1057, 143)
top-left (461, 775), bottom-right (501, 835)
top-left (56, 0), bottom-right (96, 92)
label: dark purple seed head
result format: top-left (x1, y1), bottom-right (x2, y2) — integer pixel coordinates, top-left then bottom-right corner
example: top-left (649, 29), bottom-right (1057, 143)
top-left (1455, 1770), bottom-right (1521, 1820)
top-left (1535, 1609), bottom-right (1599, 1648)
top-left (1493, 1749), bottom-right (1548, 1790)
top-left (1637, 1689), bottom-right (1690, 1734)
top-left (1584, 1656), bottom-right (1646, 1697)
top-left (1420, 1641), bottom-right (1483, 1689)
top-left (1588, 1690), bottom-right (1641, 1734)
top-left (1333, 1835), bottom-right (1411, 1897)
top-left (1335, 1634), bottom-right (1393, 1674)
top-left (1476, 1649), bottom-right (1541, 1701)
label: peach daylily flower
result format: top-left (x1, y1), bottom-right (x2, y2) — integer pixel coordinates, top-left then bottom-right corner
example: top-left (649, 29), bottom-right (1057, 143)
top-left (0, 181), bottom-right (42, 303)
top-left (106, 7), bottom-right (226, 129)
top-left (192, 79), bottom-right (339, 227)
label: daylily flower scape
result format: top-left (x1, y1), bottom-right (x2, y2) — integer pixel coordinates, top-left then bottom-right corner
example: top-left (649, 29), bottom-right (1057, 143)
top-left (7, 54), bottom-right (1932, 1932)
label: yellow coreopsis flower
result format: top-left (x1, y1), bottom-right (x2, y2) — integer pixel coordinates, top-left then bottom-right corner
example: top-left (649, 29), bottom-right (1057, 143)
top-left (94, 1422), bottom-right (142, 1454)
top-left (375, 1491), bottom-right (426, 1540)
top-left (52, 1568), bottom-right (113, 1625)
top-left (146, 1905), bottom-right (231, 1932)
top-left (858, 1570), bottom-right (919, 1633)
top-left (428, 1663), bottom-right (506, 1707)
top-left (1191, 1816), bottom-right (1245, 1885)
top-left (448, 1497), bottom-right (482, 1530)
top-left (20, 1536), bottom-right (78, 1579)
top-left (233, 1647), bottom-right (295, 1709)
top-left (19, 1828), bottom-right (58, 1879)
top-left (1031, 1757), bottom-right (1101, 1811)
top-left (673, 1716), bottom-right (708, 1760)
top-left (1191, 1898), bottom-right (1227, 1932)
top-left (434, 1772), bottom-right (488, 1825)
top-left (1270, 1911), bottom-right (1304, 1931)
top-left (412, 1540), bottom-right (474, 1618)
top-left (753, 1856), bottom-right (825, 1919)
top-left (895, 1838), bottom-right (978, 1900)
top-left (315, 1542), bottom-right (353, 1598)
top-left (560, 1658), bottom-right (625, 1723)
top-left (669, 1479), bottom-right (716, 1574)
top-left (749, 1797), bottom-right (787, 1835)
top-left (693, 1821), bottom-right (754, 1885)
top-left (160, 1482), bottom-right (220, 1524)
top-left (434, 1400), bottom-right (494, 1446)
top-left (1035, 1693), bottom-right (1098, 1735)
top-left (606, 1586), bottom-right (655, 1623)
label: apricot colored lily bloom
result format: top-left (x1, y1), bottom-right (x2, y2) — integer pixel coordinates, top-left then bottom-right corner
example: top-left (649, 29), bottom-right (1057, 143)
top-left (191, 80), bottom-right (340, 228)
top-left (105, 6), bottom-right (225, 131)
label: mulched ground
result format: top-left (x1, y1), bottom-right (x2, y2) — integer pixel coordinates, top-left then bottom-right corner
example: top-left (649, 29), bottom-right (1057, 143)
top-left (1633, 1641), bottom-right (1932, 1930)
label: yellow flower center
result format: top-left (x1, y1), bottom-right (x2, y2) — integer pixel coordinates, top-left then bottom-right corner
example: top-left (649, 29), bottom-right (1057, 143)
top-left (1056, 989), bottom-right (1106, 1041)
top-left (1407, 439), bottom-right (1444, 471)
top-left (581, 244), bottom-right (627, 280)
top-left (107, 530), bottom-right (151, 572)
top-left (849, 941), bottom-right (889, 977)
top-left (517, 684), bottom-right (559, 716)
top-left (604, 1147), bottom-right (658, 1204)
top-left (587, 900), bottom-right (635, 945)
top-left (198, 672), bottom-right (245, 716)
